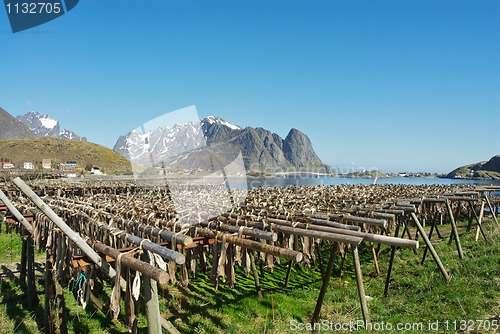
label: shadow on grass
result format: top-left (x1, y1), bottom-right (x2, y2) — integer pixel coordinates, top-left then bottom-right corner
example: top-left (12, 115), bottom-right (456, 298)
top-left (160, 245), bottom-right (358, 331)
top-left (0, 279), bottom-right (44, 334)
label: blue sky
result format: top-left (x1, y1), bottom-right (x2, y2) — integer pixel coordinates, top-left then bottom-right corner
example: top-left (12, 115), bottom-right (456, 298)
top-left (1, 0), bottom-right (499, 173)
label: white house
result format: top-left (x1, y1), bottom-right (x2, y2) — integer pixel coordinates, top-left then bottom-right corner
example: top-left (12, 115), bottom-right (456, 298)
top-left (23, 162), bottom-right (34, 170)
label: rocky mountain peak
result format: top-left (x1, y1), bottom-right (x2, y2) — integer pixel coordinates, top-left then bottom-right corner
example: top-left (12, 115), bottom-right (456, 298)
top-left (114, 115), bottom-right (331, 174)
top-left (16, 111), bottom-right (86, 141)
top-left (283, 128), bottom-right (324, 168)
top-left (0, 107), bottom-right (35, 140)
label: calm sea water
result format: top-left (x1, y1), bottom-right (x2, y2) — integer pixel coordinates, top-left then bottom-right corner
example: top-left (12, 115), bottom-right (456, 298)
top-left (229, 176), bottom-right (500, 189)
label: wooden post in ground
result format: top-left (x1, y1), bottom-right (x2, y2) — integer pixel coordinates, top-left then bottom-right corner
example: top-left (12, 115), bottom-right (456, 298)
top-left (20, 235), bottom-right (28, 283)
top-left (142, 251), bottom-right (162, 334)
top-left (315, 242), bottom-right (325, 277)
top-left (445, 200), bottom-right (464, 259)
top-left (410, 213), bottom-right (450, 281)
top-left (44, 252), bottom-right (55, 334)
top-left (26, 235), bottom-right (38, 307)
top-left (311, 242), bottom-right (339, 323)
top-left (421, 212), bottom-right (438, 265)
top-left (477, 200), bottom-right (486, 241)
top-left (466, 201), bottom-right (487, 241)
top-left (53, 268), bottom-right (68, 334)
top-left (352, 245), bottom-right (370, 328)
top-left (483, 194), bottom-right (499, 228)
top-left (384, 223), bottom-right (401, 297)
top-left (250, 251), bottom-right (263, 299)
top-left (210, 239), bottom-right (219, 289)
top-left (370, 242), bottom-right (380, 275)
top-left (284, 260), bottom-right (293, 288)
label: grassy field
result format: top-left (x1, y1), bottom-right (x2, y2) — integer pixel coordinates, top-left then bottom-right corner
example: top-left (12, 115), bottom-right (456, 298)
top-left (0, 219), bottom-right (499, 333)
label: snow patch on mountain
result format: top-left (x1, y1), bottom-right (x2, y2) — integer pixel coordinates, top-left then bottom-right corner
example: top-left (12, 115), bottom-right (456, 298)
top-left (39, 115), bottom-right (58, 130)
top-left (205, 116), bottom-right (240, 130)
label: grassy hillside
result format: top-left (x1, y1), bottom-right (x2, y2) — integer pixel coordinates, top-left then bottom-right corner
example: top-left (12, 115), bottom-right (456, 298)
top-left (0, 138), bottom-right (131, 175)
top-left (447, 155), bottom-right (500, 180)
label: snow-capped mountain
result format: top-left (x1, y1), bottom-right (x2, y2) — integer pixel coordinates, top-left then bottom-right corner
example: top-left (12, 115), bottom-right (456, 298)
top-left (114, 115), bottom-right (331, 173)
top-left (204, 115), bottom-right (241, 130)
top-left (113, 116), bottom-right (239, 167)
top-left (17, 111), bottom-right (86, 141)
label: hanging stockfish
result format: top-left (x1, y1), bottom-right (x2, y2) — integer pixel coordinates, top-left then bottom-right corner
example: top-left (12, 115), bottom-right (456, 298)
top-left (217, 235), bottom-right (229, 279)
top-left (180, 245), bottom-right (189, 287)
top-left (301, 236), bottom-right (312, 265)
top-left (210, 235), bottom-right (219, 288)
top-left (225, 244), bottom-right (235, 288)
top-left (242, 248), bottom-right (252, 277)
top-left (232, 225), bottom-right (243, 266)
top-left (188, 246), bottom-right (198, 277)
top-left (125, 268), bottom-right (138, 333)
top-left (168, 237), bottom-right (178, 285)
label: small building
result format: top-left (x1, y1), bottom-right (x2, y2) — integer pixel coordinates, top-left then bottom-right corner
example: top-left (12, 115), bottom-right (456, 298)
top-left (23, 162), bottom-right (34, 170)
top-left (90, 166), bottom-right (102, 175)
top-left (0, 162), bottom-right (15, 169)
top-left (42, 159), bottom-right (52, 169)
top-left (66, 161), bottom-right (77, 168)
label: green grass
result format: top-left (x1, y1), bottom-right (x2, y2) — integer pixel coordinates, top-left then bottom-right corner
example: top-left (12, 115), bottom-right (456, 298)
top-left (161, 220), bottom-right (500, 333)
top-left (0, 219), bottom-right (499, 333)
top-left (0, 225), bottom-right (23, 264)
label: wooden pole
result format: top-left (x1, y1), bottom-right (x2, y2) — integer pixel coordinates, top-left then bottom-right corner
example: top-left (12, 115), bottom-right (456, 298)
top-left (410, 213), bottom-right (450, 281)
top-left (476, 200), bottom-right (486, 241)
top-left (370, 242), bottom-right (380, 275)
top-left (53, 268), bottom-right (68, 334)
top-left (0, 189), bottom-right (33, 233)
top-left (249, 251), bottom-right (263, 299)
top-left (352, 245), bottom-right (371, 328)
top-left (383, 223), bottom-right (401, 297)
top-left (311, 242), bottom-right (339, 323)
top-left (12, 178), bottom-right (121, 282)
top-left (266, 217), bottom-right (418, 249)
top-left (142, 251), bottom-right (162, 334)
top-left (284, 260), bottom-right (294, 288)
top-left (20, 235), bottom-right (27, 283)
top-left (108, 227), bottom-right (185, 264)
top-left (197, 228), bottom-right (303, 262)
top-left (445, 200), bottom-right (464, 259)
top-left (91, 240), bottom-right (169, 285)
top-left (160, 317), bottom-right (182, 334)
top-left (44, 251), bottom-right (55, 334)
top-left (483, 194), bottom-right (500, 228)
top-left (26, 235), bottom-right (38, 307)
top-left (208, 218), bottom-right (277, 242)
top-left (420, 214), bottom-right (437, 265)
top-left (270, 223), bottom-right (363, 245)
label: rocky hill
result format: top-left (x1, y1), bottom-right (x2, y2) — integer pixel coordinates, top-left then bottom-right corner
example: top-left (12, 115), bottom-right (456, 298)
top-left (446, 155), bottom-right (500, 180)
top-left (0, 107), bottom-right (36, 140)
top-left (114, 116), bottom-right (331, 174)
top-left (17, 111), bottom-right (86, 141)
top-left (0, 138), bottom-right (131, 174)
